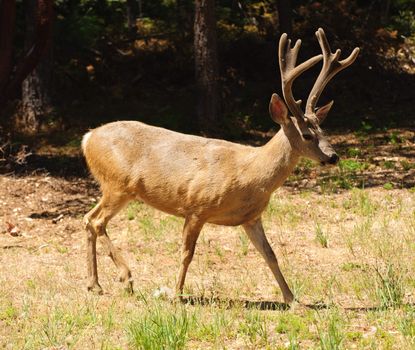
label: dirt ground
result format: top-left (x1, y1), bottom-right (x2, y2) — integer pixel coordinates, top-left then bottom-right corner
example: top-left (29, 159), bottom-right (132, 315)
top-left (0, 127), bottom-right (414, 349)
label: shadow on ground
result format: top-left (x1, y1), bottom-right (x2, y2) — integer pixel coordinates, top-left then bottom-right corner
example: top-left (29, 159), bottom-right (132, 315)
top-left (181, 295), bottom-right (414, 312)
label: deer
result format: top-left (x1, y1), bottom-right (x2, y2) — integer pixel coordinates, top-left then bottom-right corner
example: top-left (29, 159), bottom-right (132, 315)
top-left (82, 28), bottom-right (359, 304)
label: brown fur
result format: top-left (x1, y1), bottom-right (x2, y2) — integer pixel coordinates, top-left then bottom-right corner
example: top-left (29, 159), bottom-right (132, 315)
top-left (82, 110), bottom-right (330, 303)
top-left (82, 29), bottom-right (358, 304)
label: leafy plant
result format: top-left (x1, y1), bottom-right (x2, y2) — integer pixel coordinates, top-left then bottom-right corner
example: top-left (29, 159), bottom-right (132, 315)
top-left (382, 160), bottom-right (395, 169)
top-left (400, 160), bottom-right (415, 171)
top-left (390, 10), bottom-right (415, 37)
top-left (339, 159), bottom-right (369, 172)
top-left (347, 147), bottom-right (362, 157)
top-left (388, 132), bottom-right (401, 145)
top-left (383, 182), bottom-right (394, 190)
top-left (355, 121), bottom-right (373, 139)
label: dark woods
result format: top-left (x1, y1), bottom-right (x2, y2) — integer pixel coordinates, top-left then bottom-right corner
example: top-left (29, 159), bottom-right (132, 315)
top-left (0, 0), bottom-right (53, 128)
top-left (0, 0), bottom-right (414, 139)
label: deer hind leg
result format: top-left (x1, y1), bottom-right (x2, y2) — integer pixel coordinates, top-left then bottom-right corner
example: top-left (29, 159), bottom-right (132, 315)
top-left (84, 202), bottom-right (103, 294)
top-left (176, 216), bottom-right (204, 298)
top-left (243, 218), bottom-right (294, 304)
top-left (84, 191), bottom-right (132, 294)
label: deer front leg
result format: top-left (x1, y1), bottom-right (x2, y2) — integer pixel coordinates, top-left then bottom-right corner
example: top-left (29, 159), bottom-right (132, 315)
top-left (243, 218), bottom-right (294, 304)
top-left (176, 216), bottom-right (204, 298)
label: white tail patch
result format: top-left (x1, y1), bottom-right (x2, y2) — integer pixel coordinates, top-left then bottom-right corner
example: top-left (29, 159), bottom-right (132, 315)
top-left (81, 131), bottom-right (92, 153)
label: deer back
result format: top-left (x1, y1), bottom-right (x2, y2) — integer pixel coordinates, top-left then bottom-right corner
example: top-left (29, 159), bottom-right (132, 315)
top-left (82, 121), bottom-right (276, 225)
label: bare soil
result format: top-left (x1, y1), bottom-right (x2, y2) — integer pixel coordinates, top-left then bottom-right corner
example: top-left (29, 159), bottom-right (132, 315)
top-left (0, 127), bottom-right (414, 349)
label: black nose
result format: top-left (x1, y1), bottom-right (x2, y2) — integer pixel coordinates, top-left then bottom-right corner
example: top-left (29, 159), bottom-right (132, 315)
top-left (328, 154), bottom-right (339, 165)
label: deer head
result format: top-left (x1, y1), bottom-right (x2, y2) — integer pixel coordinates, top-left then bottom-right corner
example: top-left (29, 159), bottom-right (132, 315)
top-left (269, 28), bottom-right (359, 165)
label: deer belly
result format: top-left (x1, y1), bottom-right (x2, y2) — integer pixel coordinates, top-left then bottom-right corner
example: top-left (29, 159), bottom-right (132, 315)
top-left (207, 200), bottom-right (269, 226)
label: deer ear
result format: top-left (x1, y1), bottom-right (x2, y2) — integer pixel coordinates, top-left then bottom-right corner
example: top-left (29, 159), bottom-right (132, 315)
top-left (315, 100), bottom-right (334, 124)
top-left (269, 94), bottom-right (289, 125)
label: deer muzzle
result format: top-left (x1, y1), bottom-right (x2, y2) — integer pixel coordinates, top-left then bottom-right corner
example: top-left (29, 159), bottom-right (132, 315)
top-left (328, 153), bottom-right (339, 165)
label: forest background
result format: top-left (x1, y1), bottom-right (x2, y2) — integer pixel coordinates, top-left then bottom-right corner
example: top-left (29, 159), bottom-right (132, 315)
top-left (1, 2), bottom-right (415, 349)
top-left (0, 0), bottom-right (414, 171)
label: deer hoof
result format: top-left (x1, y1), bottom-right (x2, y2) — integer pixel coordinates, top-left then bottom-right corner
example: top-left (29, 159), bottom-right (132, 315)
top-left (87, 283), bottom-right (103, 295)
top-left (124, 279), bottom-right (134, 295)
top-left (283, 292), bottom-right (295, 304)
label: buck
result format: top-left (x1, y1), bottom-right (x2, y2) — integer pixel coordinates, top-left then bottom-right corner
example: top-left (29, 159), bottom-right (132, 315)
top-left (82, 28), bottom-right (359, 303)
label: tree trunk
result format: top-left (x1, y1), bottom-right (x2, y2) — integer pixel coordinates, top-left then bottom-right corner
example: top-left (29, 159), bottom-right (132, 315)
top-left (126, 0), bottom-right (137, 32)
top-left (177, 0), bottom-right (191, 39)
top-left (276, 0), bottom-right (292, 36)
top-left (138, 0), bottom-right (143, 17)
top-left (0, 0), bottom-right (16, 96)
top-left (18, 0), bottom-right (53, 134)
top-left (194, 0), bottom-right (220, 133)
top-left (0, 0), bottom-right (53, 122)
top-left (381, 0), bottom-right (391, 24)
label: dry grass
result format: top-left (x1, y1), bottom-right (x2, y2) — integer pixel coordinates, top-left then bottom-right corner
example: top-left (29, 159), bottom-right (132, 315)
top-left (0, 170), bottom-right (414, 349)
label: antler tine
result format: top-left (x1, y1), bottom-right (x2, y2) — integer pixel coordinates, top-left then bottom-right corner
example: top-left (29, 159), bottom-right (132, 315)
top-left (279, 33), bottom-right (322, 119)
top-left (305, 28), bottom-right (360, 117)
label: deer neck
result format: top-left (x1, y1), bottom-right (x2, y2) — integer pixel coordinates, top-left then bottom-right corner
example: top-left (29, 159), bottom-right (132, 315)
top-left (256, 128), bottom-right (300, 193)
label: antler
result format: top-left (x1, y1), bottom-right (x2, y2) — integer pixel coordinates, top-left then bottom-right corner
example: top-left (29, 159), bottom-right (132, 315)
top-left (305, 28), bottom-right (360, 117)
top-left (279, 33), bottom-right (322, 119)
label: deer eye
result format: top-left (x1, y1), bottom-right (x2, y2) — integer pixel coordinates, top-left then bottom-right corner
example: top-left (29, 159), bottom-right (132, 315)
top-left (303, 134), bottom-right (313, 141)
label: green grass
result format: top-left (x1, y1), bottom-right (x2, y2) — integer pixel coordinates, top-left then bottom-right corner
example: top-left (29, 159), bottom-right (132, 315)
top-left (315, 222), bottom-right (329, 248)
top-left (399, 306), bottom-right (415, 341)
top-left (342, 188), bottom-right (378, 216)
top-left (374, 263), bottom-right (405, 308)
top-left (0, 302), bottom-right (17, 324)
top-left (127, 305), bottom-right (191, 350)
top-left (1, 185), bottom-right (414, 349)
top-left (238, 230), bottom-right (249, 256)
top-left (316, 310), bottom-right (344, 350)
top-left (400, 160), bottom-right (415, 171)
top-left (383, 182), bottom-right (394, 190)
top-left (339, 159), bottom-right (369, 173)
top-left (238, 310), bottom-right (269, 346)
top-left (347, 147), bottom-right (362, 158)
top-left (275, 312), bottom-right (309, 339)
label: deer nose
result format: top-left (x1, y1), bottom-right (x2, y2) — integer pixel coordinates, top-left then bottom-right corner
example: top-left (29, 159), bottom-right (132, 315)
top-left (328, 154), bottom-right (339, 165)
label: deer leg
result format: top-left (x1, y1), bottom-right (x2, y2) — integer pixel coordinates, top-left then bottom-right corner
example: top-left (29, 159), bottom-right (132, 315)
top-left (100, 233), bottom-right (133, 294)
top-left (84, 202), bottom-right (103, 294)
top-left (176, 216), bottom-right (204, 297)
top-left (243, 218), bottom-right (294, 304)
top-left (84, 192), bottom-right (131, 293)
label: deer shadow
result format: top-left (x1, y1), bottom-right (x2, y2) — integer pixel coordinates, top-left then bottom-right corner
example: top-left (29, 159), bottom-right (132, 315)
top-left (180, 295), bottom-right (413, 312)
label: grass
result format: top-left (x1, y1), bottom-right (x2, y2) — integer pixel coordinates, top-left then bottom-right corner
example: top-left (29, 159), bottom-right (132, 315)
top-left (374, 263), bottom-right (405, 308)
top-left (238, 230), bottom-right (249, 256)
top-left (399, 306), bottom-right (415, 341)
top-left (0, 180), bottom-right (414, 348)
top-left (317, 159), bottom-right (371, 192)
top-left (316, 310), bottom-right (344, 350)
top-left (127, 305), bottom-right (190, 350)
top-left (315, 222), bottom-right (329, 248)
top-left (238, 309), bottom-right (269, 346)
